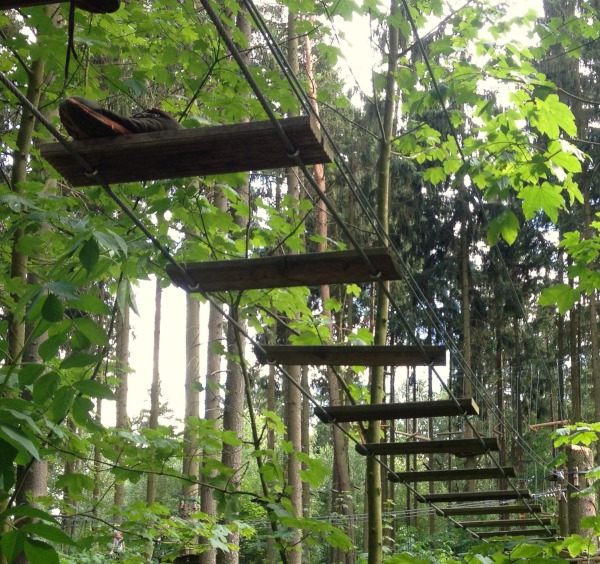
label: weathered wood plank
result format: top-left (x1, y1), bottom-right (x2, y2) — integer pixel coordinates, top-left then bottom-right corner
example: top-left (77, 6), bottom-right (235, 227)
top-left (1, 0), bottom-right (65, 7)
top-left (40, 116), bottom-right (334, 186)
top-left (472, 529), bottom-right (556, 539)
top-left (167, 247), bottom-right (401, 292)
top-left (315, 398), bottom-right (476, 423)
top-left (420, 489), bottom-right (531, 503)
top-left (457, 518), bottom-right (553, 528)
top-left (256, 345), bottom-right (446, 367)
top-left (356, 437), bottom-right (500, 457)
top-left (388, 466), bottom-right (516, 483)
top-left (438, 504), bottom-right (542, 516)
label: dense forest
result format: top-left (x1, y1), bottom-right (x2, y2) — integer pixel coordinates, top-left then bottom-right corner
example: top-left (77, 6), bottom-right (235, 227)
top-left (2, 0), bottom-right (600, 562)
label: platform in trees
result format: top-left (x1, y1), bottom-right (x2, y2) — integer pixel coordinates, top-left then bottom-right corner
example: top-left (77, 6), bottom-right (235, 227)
top-left (457, 518), bottom-right (553, 528)
top-left (438, 504), bottom-right (542, 516)
top-left (167, 247), bottom-right (401, 292)
top-left (388, 466), bottom-right (516, 483)
top-left (421, 489), bottom-right (532, 503)
top-left (255, 345), bottom-right (446, 367)
top-left (315, 398), bottom-right (477, 424)
top-left (356, 437), bottom-right (500, 457)
top-left (40, 116), bottom-right (333, 187)
top-left (472, 528), bottom-right (557, 539)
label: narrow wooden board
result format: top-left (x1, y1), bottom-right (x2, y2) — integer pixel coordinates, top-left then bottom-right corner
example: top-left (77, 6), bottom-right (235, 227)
top-left (420, 489), bottom-right (531, 503)
top-left (356, 437), bottom-right (500, 457)
top-left (457, 518), bottom-right (553, 528)
top-left (472, 528), bottom-right (556, 539)
top-left (256, 345), bottom-right (446, 367)
top-left (438, 504), bottom-right (542, 516)
top-left (315, 398), bottom-right (477, 423)
top-left (167, 247), bottom-right (401, 292)
top-left (1, 0), bottom-right (66, 7)
top-left (388, 466), bottom-right (516, 483)
top-left (40, 116), bottom-right (334, 186)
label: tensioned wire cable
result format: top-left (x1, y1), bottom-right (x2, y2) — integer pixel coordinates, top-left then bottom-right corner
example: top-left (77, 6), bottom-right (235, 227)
top-left (239, 0), bottom-right (564, 481)
top-left (193, 0), bottom-right (560, 535)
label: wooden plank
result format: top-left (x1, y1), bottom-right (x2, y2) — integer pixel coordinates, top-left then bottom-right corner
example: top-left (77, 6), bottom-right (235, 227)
top-left (388, 467), bottom-right (516, 483)
top-left (438, 504), bottom-right (542, 516)
top-left (473, 529), bottom-right (556, 539)
top-left (420, 489), bottom-right (531, 503)
top-left (256, 345), bottom-right (446, 367)
top-left (457, 518), bottom-right (553, 528)
top-left (356, 437), bottom-right (500, 457)
top-left (167, 247), bottom-right (401, 292)
top-left (40, 116), bottom-right (334, 186)
top-left (315, 398), bottom-right (476, 423)
top-left (1, 0), bottom-right (65, 7)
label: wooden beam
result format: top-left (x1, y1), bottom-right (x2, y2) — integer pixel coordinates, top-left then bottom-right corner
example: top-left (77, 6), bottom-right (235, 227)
top-left (315, 398), bottom-right (477, 423)
top-left (472, 529), bottom-right (556, 539)
top-left (1, 0), bottom-right (67, 7)
top-left (256, 345), bottom-right (446, 367)
top-left (167, 247), bottom-right (401, 292)
top-left (40, 116), bottom-right (334, 186)
top-left (420, 489), bottom-right (531, 503)
top-left (388, 467), bottom-right (516, 483)
top-left (356, 437), bottom-right (500, 457)
top-left (438, 504), bottom-right (542, 516)
top-left (456, 518), bottom-right (553, 528)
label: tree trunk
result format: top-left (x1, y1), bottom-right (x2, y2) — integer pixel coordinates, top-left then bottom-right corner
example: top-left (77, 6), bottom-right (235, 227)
top-left (114, 304), bottom-right (130, 520)
top-left (181, 293), bottom-right (201, 532)
top-left (367, 2), bottom-right (398, 560)
top-left (147, 278), bottom-right (162, 505)
top-left (566, 445), bottom-right (596, 536)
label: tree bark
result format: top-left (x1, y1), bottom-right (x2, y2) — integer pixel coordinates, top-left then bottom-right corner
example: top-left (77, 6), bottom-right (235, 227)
top-left (114, 305), bottom-right (130, 520)
top-left (367, 2), bottom-right (398, 560)
top-left (147, 278), bottom-right (162, 505)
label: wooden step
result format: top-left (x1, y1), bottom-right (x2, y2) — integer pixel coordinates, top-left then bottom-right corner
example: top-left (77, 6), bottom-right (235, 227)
top-left (420, 489), bottom-right (531, 503)
top-left (472, 528), bottom-right (556, 539)
top-left (438, 504), bottom-right (542, 516)
top-left (167, 247), bottom-right (401, 292)
top-left (356, 437), bottom-right (500, 457)
top-left (388, 466), bottom-right (516, 483)
top-left (255, 345), bottom-right (446, 367)
top-left (40, 116), bottom-right (333, 186)
top-left (315, 398), bottom-right (476, 423)
top-left (457, 518), bottom-right (553, 528)
top-left (2, 0), bottom-right (69, 7)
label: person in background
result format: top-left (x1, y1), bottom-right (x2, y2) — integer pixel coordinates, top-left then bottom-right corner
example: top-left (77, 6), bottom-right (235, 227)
top-left (109, 531), bottom-right (125, 559)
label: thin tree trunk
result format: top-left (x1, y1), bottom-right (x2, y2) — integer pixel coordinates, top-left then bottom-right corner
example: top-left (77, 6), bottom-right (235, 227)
top-left (367, 2), bottom-right (398, 560)
top-left (181, 294), bottom-right (201, 529)
top-left (114, 305), bottom-right (130, 520)
top-left (147, 278), bottom-right (162, 505)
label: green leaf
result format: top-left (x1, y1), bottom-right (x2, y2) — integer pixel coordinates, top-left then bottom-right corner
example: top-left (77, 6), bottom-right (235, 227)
top-left (55, 473), bottom-right (95, 496)
top-left (73, 379), bottom-right (115, 399)
top-left (67, 293), bottom-right (111, 316)
top-left (18, 364), bottom-right (46, 386)
top-left (41, 294), bottom-right (63, 323)
top-left (519, 182), bottom-right (564, 222)
top-left (0, 530), bottom-right (24, 562)
top-left (51, 387), bottom-right (76, 422)
top-left (0, 424), bottom-right (39, 461)
top-left (1, 505), bottom-right (60, 525)
top-left (22, 523), bottom-right (78, 547)
top-left (59, 352), bottom-right (102, 369)
top-left (38, 334), bottom-right (67, 362)
top-left (539, 284), bottom-right (580, 314)
top-left (33, 371), bottom-right (60, 405)
top-left (0, 439), bottom-right (17, 491)
top-left (23, 538), bottom-right (59, 564)
top-left (78, 238), bottom-right (100, 271)
top-left (73, 317), bottom-right (108, 346)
